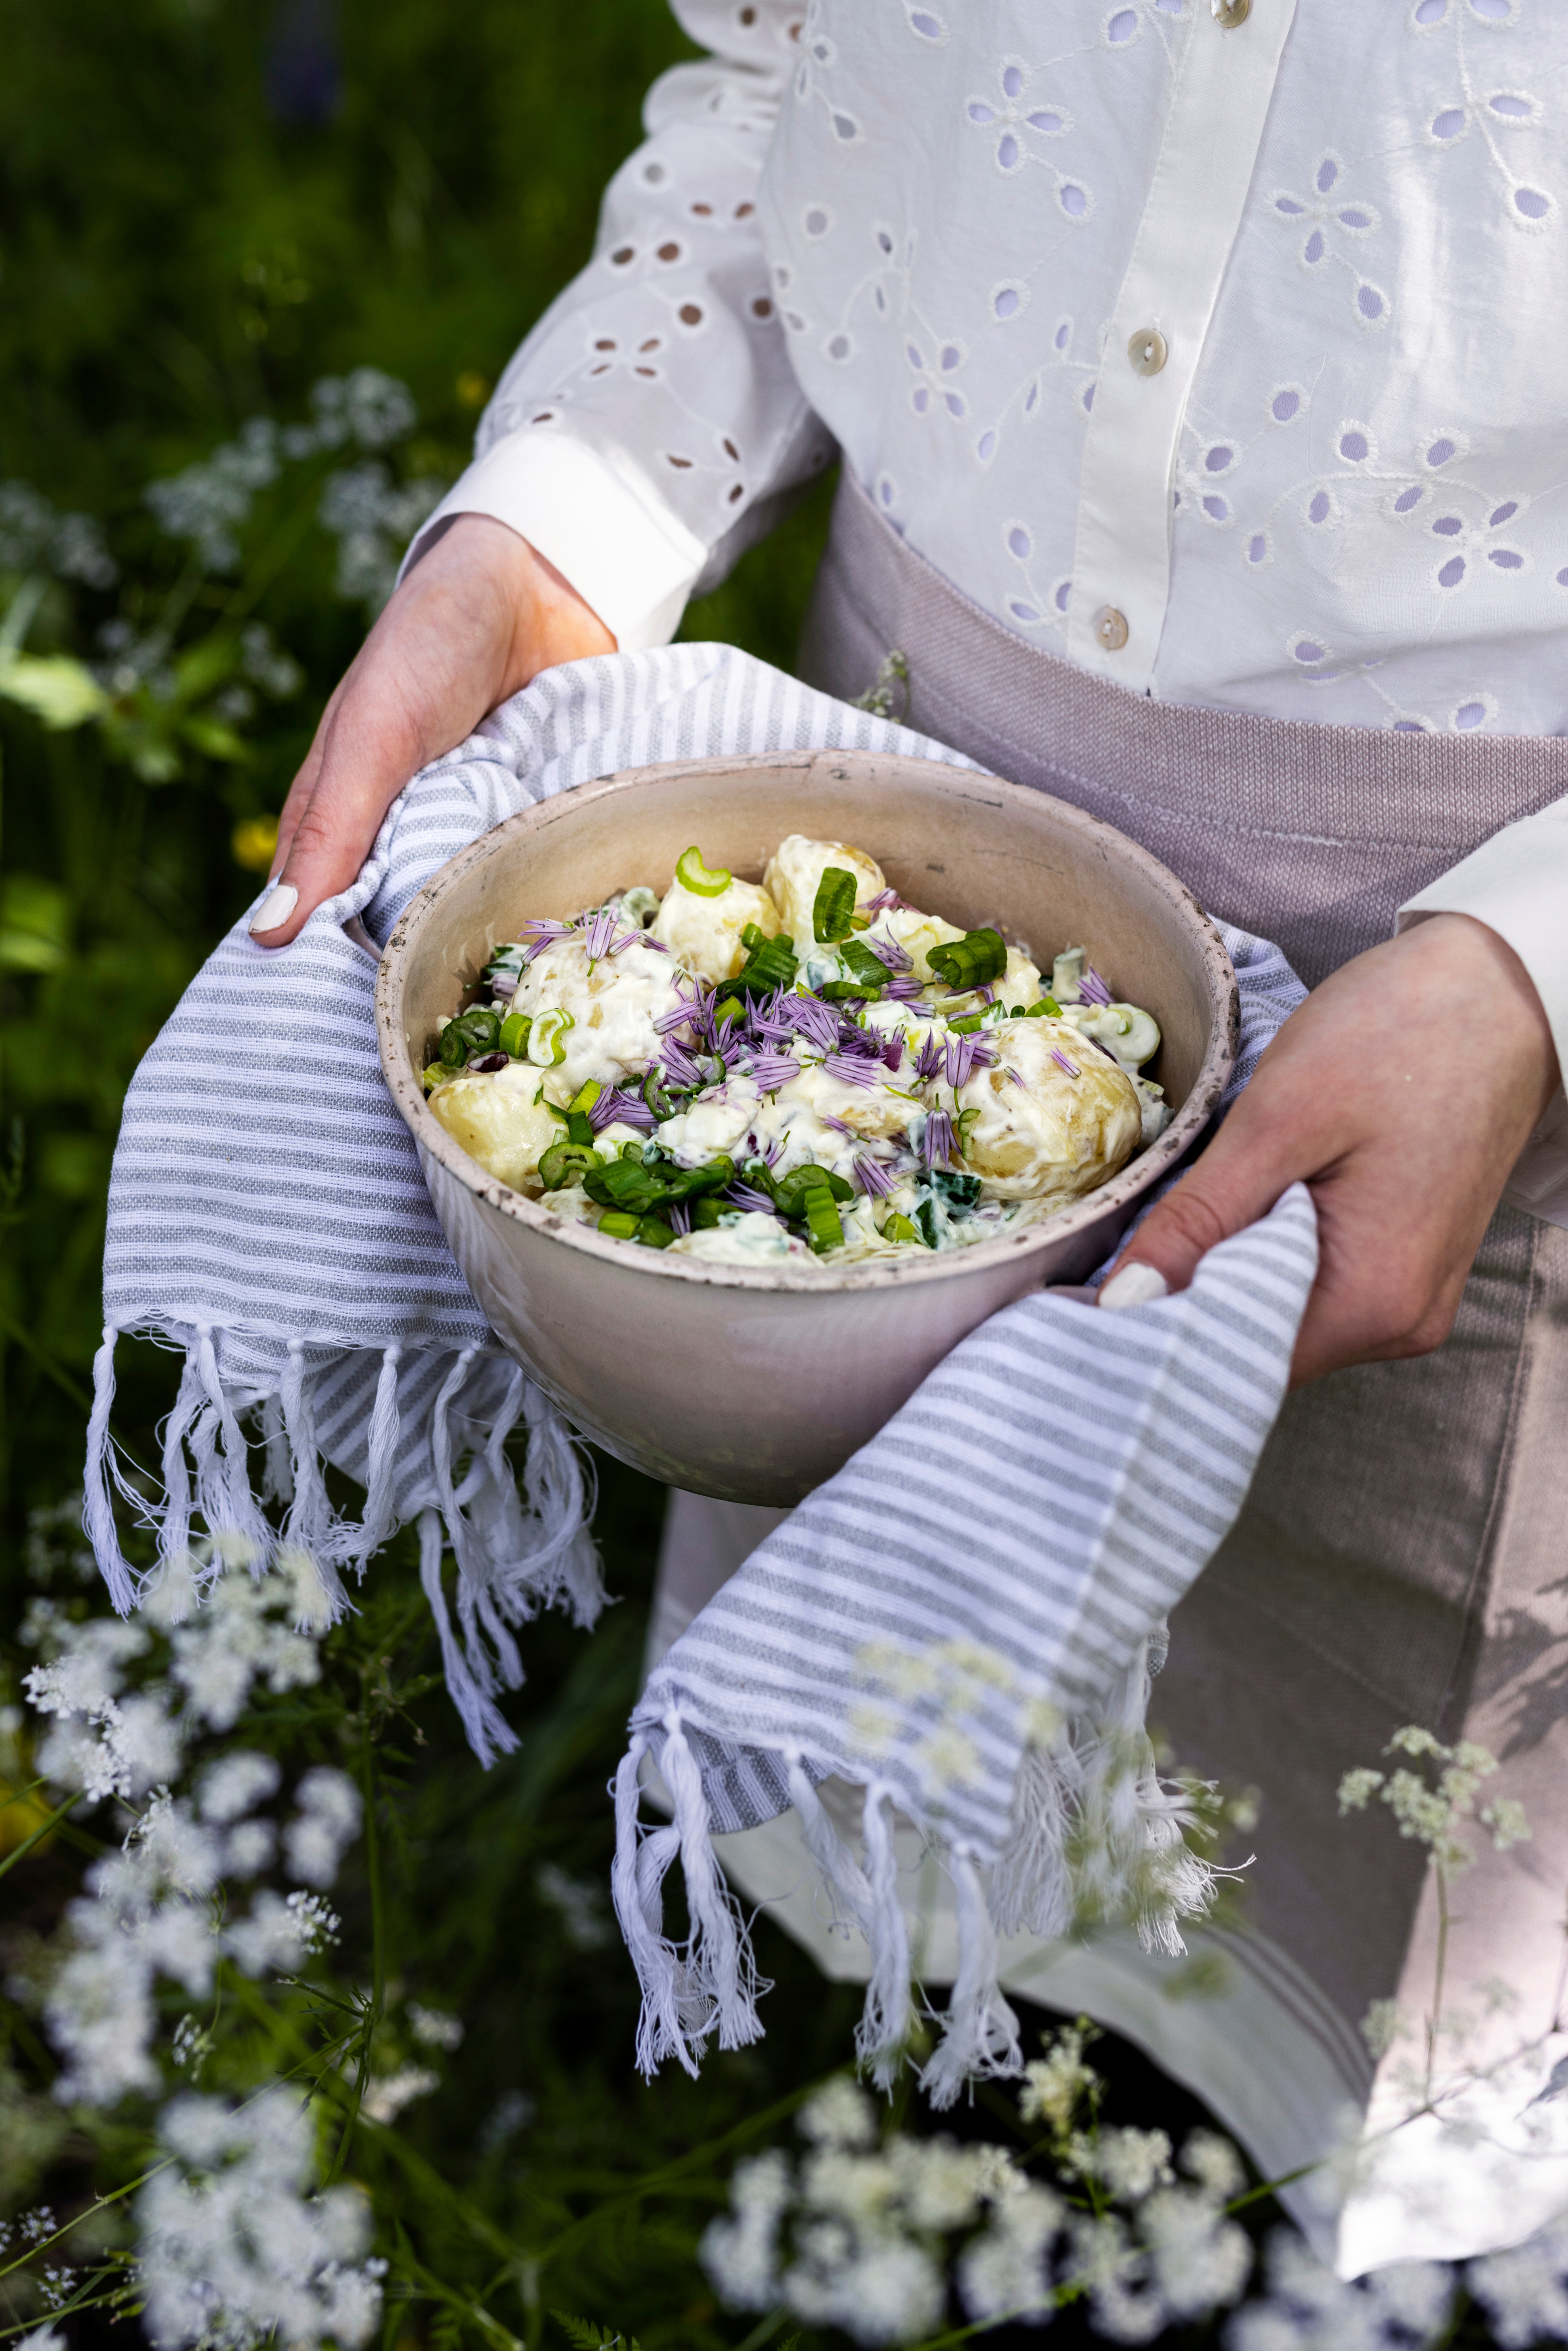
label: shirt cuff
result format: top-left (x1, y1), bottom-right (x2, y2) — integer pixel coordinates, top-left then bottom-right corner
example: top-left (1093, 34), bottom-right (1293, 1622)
top-left (1398, 800), bottom-right (1568, 1229)
top-left (400, 430), bottom-right (710, 653)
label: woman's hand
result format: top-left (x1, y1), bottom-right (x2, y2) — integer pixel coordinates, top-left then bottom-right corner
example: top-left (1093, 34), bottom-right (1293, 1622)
top-left (1100, 914), bottom-right (1559, 1384)
top-left (247, 513), bottom-right (615, 946)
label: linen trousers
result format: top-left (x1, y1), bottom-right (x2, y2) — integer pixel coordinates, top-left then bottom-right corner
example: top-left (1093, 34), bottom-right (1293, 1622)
top-left (648, 474), bottom-right (1568, 2273)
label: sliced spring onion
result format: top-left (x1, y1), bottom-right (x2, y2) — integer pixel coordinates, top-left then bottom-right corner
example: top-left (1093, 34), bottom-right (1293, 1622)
top-left (565, 1079), bottom-right (602, 1145)
top-left (955, 1106), bottom-right (981, 1159)
top-left (836, 938), bottom-right (889, 995)
top-left (803, 1191), bottom-right (844, 1254)
top-left (452, 1006), bottom-right (501, 1052)
top-left (927, 926), bottom-right (1008, 991)
top-left (437, 1021), bottom-right (470, 1067)
top-left (883, 1211), bottom-right (924, 1245)
top-left (690, 1197), bottom-right (727, 1230)
top-left (946, 1012), bottom-right (985, 1034)
top-left (714, 996), bottom-right (744, 1028)
top-left (812, 866), bottom-right (858, 944)
top-left (736, 926), bottom-right (799, 996)
top-left (674, 845), bottom-right (733, 897)
top-left (527, 1007), bottom-right (574, 1066)
top-left (421, 1063), bottom-right (458, 1093)
top-left (635, 1214), bottom-right (676, 1249)
top-left (596, 1210), bottom-right (640, 1240)
top-left (499, 1011), bottom-right (531, 1057)
top-left (538, 1141), bottom-right (600, 1190)
top-left (1023, 995), bottom-right (1063, 1018)
top-left (772, 1163), bottom-right (854, 1221)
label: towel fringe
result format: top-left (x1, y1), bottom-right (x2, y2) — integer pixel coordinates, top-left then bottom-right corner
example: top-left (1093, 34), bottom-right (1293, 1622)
top-left (918, 1846), bottom-right (1022, 2110)
top-left (82, 1325), bottom-right (137, 1616)
top-left (856, 1781), bottom-right (915, 2093)
top-left (784, 1752), bottom-right (874, 1942)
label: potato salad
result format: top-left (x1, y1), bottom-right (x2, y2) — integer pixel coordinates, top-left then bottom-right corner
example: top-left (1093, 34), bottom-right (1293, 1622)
top-left (422, 836), bottom-right (1170, 1268)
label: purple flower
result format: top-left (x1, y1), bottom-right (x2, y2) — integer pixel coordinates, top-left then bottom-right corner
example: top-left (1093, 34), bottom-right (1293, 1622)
top-left (922, 1110), bottom-right (954, 1168)
top-left (1079, 965), bottom-right (1112, 1008)
top-left (747, 1052), bottom-right (800, 1092)
top-left (864, 887), bottom-right (908, 914)
top-left (582, 904), bottom-right (620, 960)
top-left (661, 1039), bottom-right (705, 1090)
top-left (721, 1183), bottom-right (774, 1215)
top-left (882, 1032), bottom-right (905, 1075)
top-left (667, 1202), bottom-right (692, 1237)
top-left (854, 1154), bottom-right (898, 1199)
top-left (884, 976), bottom-right (922, 1001)
top-left (865, 931), bottom-right (912, 973)
top-left (821, 1052), bottom-right (883, 1090)
top-left (517, 918), bottom-right (574, 963)
top-left (914, 1029), bottom-right (946, 1084)
top-left (490, 970), bottom-right (519, 998)
top-left (590, 1087), bottom-right (656, 1132)
top-left (943, 1033), bottom-right (996, 1089)
top-left (1050, 1048), bottom-right (1080, 1079)
top-left (788, 995), bottom-right (840, 1053)
top-left (654, 988), bottom-right (704, 1035)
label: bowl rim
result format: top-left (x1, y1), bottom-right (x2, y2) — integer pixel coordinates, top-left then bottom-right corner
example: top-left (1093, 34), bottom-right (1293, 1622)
top-left (374, 751), bottom-right (1239, 1296)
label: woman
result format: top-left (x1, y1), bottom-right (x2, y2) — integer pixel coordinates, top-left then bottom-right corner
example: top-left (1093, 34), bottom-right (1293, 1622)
top-left (247, 0), bottom-right (1568, 2270)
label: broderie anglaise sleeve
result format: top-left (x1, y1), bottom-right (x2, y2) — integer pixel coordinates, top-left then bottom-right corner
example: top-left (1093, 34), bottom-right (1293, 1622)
top-left (404, 0), bottom-right (833, 650)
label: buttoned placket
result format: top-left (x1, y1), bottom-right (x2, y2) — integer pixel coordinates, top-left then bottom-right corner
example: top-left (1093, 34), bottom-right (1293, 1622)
top-left (1067, 0), bottom-right (1300, 693)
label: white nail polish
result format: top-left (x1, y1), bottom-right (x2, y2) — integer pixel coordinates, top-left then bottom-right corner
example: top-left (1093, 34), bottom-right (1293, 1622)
top-left (249, 882), bottom-right (298, 936)
top-left (1098, 1261), bottom-right (1170, 1311)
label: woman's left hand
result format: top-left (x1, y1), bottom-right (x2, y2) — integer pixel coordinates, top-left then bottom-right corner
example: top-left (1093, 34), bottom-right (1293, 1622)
top-left (1100, 914), bottom-right (1559, 1385)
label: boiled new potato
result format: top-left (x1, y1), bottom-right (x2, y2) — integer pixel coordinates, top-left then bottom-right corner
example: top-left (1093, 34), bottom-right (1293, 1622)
top-left (651, 868), bottom-right (783, 984)
top-left (512, 933), bottom-right (685, 1099)
top-left (952, 1016), bottom-right (1141, 1205)
top-left (427, 1062), bottom-right (560, 1193)
top-left (763, 834), bottom-right (886, 944)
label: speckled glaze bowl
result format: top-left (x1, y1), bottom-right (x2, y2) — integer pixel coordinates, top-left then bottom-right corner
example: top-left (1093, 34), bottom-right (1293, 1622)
top-left (376, 750), bottom-right (1238, 1504)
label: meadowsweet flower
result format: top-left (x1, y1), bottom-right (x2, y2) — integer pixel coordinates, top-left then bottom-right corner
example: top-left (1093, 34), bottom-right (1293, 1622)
top-left (1067, 2125), bottom-right (1173, 2202)
top-left (956, 2181), bottom-right (1060, 2323)
top-left (1180, 2129), bottom-right (1247, 2201)
top-left (407, 2005), bottom-right (463, 2051)
top-left (1138, 2185), bottom-right (1251, 2318)
top-left (798, 2074), bottom-right (878, 2151)
top-left (223, 1890), bottom-right (337, 1977)
top-left (1225, 2230), bottom-right (1454, 2350)
top-left (283, 1768), bottom-right (360, 1888)
top-left (1018, 2018), bottom-right (1098, 2135)
top-left (15, 2327), bottom-right (67, 2351)
top-left (1338, 1727), bottom-right (1528, 1878)
top-left (198, 1751), bottom-right (282, 1825)
top-left (701, 2150), bottom-right (790, 2307)
top-left (138, 2089), bottom-right (383, 2351)
top-left (361, 2066), bottom-right (439, 2125)
top-left (1468, 2216), bottom-right (1568, 2348)
top-left (784, 2232), bottom-right (945, 2346)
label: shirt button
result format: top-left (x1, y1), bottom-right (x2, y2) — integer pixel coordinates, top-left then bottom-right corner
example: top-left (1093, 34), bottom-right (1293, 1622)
top-left (1094, 606), bottom-right (1130, 653)
top-left (1127, 327), bottom-right (1168, 377)
top-left (1211, 0), bottom-right (1250, 22)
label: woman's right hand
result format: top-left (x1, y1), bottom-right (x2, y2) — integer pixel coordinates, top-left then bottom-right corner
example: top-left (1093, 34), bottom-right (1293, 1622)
top-left (247, 512), bottom-right (615, 947)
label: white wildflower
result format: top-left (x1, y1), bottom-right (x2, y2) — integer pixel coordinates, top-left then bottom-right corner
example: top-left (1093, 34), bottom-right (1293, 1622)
top-left (145, 419), bottom-right (282, 572)
top-left (536, 1859), bottom-right (614, 1950)
top-left (169, 1564), bottom-right (324, 1733)
top-left (798, 2074), bottom-right (878, 2151)
top-left (1226, 2230), bottom-right (1454, 2351)
top-left (16, 2329), bottom-right (67, 2351)
top-left (361, 2066), bottom-right (439, 2125)
top-left (1066, 2210), bottom-right (1166, 2347)
top-left (1139, 2185), bottom-right (1251, 2318)
top-left (701, 2149), bottom-right (791, 2308)
top-left (223, 1889), bottom-right (338, 1977)
top-left (1018, 2019), bottom-right (1098, 2134)
top-left (45, 1940), bottom-right (159, 2106)
top-left (198, 1752), bottom-right (282, 1825)
top-left (1468, 2217), bottom-right (1568, 2349)
top-left (407, 2004), bottom-right (463, 2051)
top-left (135, 1792), bottom-right (224, 1897)
top-left (138, 2089), bottom-right (383, 2351)
top-left (887, 2137), bottom-right (1006, 2233)
top-left (1180, 2128), bottom-right (1247, 2201)
top-left (317, 463), bottom-right (446, 612)
top-left (957, 2181), bottom-right (1061, 2324)
top-left (1069, 2124), bottom-right (1173, 2202)
top-left (283, 1768), bottom-right (361, 1888)
top-left (225, 1820), bottom-right (277, 1878)
top-left (785, 2231), bottom-right (946, 2346)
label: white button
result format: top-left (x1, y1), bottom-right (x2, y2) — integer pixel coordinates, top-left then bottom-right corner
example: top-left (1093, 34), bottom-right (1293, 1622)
top-left (1094, 606), bottom-right (1130, 652)
top-left (1211, 0), bottom-right (1251, 23)
top-left (1127, 327), bottom-right (1168, 377)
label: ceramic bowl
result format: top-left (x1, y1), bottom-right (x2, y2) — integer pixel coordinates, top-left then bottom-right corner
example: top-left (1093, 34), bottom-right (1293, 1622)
top-left (375, 749), bottom-right (1237, 1505)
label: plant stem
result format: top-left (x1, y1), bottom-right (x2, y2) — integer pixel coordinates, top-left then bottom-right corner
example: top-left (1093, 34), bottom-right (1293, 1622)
top-left (0, 1789), bottom-right (80, 1883)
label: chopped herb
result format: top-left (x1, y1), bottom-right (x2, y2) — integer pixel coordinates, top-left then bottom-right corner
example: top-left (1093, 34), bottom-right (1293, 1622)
top-left (812, 866), bottom-right (858, 944)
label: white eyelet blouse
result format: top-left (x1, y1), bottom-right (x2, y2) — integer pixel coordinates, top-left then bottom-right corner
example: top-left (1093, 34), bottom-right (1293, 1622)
top-left (408, 0), bottom-right (1568, 1210)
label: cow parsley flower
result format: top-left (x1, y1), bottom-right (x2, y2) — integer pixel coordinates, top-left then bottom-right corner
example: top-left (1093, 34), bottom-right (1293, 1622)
top-left (283, 1768), bottom-right (361, 1888)
top-left (1467, 2216), bottom-right (1568, 2349)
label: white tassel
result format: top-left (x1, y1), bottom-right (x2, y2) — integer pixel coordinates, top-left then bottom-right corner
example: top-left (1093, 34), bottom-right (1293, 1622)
top-left (195, 1324), bottom-right (269, 1564)
top-left (785, 1751), bottom-right (875, 1942)
top-left (611, 1735), bottom-right (699, 2079)
top-left (918, 1846), bottom-right (1022, 2110)
top-left (259, 1392), bottom-right (293, 1507)
top-left (82, 1325), bottom-right (137, 1614)
top-left (856, 1782), bottom-right (914, 2091)
top-left (348, 1342), bottom-right (402, 1567)
top-left (158, 1350), bottom-right (207, 1587)
top-left (415, 1507), bottom-right (518, 1767)
top-left (521, 1382), bottom-right (604, 1625)
top-left (278, 1339), bottom-right (349, 1618)
top-left (660, 1712), bottom-right (766, 2055)
top-left (989, 1738), bottom-right (1076, 1943)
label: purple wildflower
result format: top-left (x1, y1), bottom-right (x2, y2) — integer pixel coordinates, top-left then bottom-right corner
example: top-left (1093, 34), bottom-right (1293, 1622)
top-left (882, 1032), bottom-right (905, 1075)
top-left (517, 918), bottom-right (574, 962)
top-left (821, 1113), bottom-right (857, 1137)
top-left (1050, 1049), bottom-right (1081, 1079)
top-left (653, 983), bottom-right (706, 1035)
top-left (922, 1110), bottom-right (954, 1169)
top-left (490, 970), bottom-right (519, 998)
top-left (582, 904), bottom-right (619, 960)
top-left (854, 1154), bottom-right (898, 1199)
top-left (864, 887), bottom-right (908, 914)
top-left (661, 1039), bottom-right (705, 1090)
top-left (590, 1087), bottom-right (656, 1132)
top-left (821, 1052), bottom-right (883, 1090)
top-left (834, 1023), bottom-right (883, 1059)
top-left (747, 1052), bottom-right (800, 1092)
top-left (914, 1029), bottom-right (946, 1084)
top-left (724, 1183), bottom-right (777, 1214)
top-left (943, 1032), bottom-right (996, 1089)
top-left (1079, 965), bottom-right (1113, 1008)
top-left (667, 1202), bottom-right (692, 1238)
top-left (865, 931), bottom-right (912, 974)
top-left (884, 976), bottom-right (922, 1001)
top-left (788, 995), bottom-right (840, 1053)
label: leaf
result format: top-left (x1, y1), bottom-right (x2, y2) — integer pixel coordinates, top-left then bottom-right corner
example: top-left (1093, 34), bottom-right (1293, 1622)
top-left (0, 650), bottom-right (109, 729)
top-left (550, 2315), bottom-right (641, 2351)
top-left (0, 876), bottom-right (70, 973)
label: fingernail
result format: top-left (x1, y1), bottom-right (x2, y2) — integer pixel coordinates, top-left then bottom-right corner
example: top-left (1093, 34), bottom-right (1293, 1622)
top-left (1099, 1262), bottom-right (1170, 1311)
top-left (249, 882), bottom-right (298, 936)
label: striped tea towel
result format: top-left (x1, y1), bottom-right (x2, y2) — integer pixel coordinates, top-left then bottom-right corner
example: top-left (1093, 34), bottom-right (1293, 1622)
top-left (88, 647), bottom-right (983, 1756)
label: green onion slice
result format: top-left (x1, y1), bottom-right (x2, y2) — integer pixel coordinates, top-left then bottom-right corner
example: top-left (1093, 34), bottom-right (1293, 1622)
top-left (498, 1011), bottom-right (531, 1057)
top-left (596, 1210), bottom-right (640, 1240)
top-left (812, 866), bottom-right (859, 944)
top-left (836, 938), bottom-right (889, 995)
top-left (1023, 995), bottom-right (1062, 1018)
top-left (635, 1214), bottom-right (676, 1249)
top-left (803, 1191), bottom-right (845, 1254)
top-left (527, 1007), bottom-right (574, 1066)
top-left (736, 928), bottom-right (798, 996)
top-left (674, 845), bottom-right (733, 898)
top-left (437, 1021), bottom-right (471, 1067)
top-left (883, 1211), bottom-right (924, 1246)
top-left (927, 927), bottom-right (1008, 991)
top-left (538, 1141), bottom-right (600, 1191)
